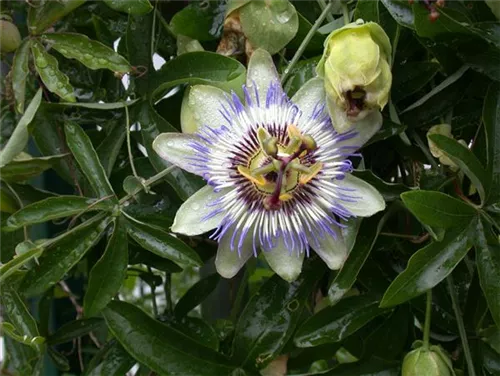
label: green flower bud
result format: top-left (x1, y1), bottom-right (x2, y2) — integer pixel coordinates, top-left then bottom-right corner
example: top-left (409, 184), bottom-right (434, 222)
top-left (0, 20), bottom-right (21, 53)
top-left (485, 0), bottom-right (500, 20)
top-left (317, 20), bottom-right (392, 133)
top-left (426, 124), bottom-right (467, 169)
top-left (402, 346), bottom-right (454, 376)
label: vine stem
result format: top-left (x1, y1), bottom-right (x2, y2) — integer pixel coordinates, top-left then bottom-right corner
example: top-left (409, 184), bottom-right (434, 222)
top-left (281, 0), bottom-right (333, 83)
top-left (409, 129), bottom-right (438, 169)
top-left (423, 289), bottom-right (432, 350)
top-left (317, 0), bottom-right (334, 22)
top-left (125, 105), bottom-right (139, 179)
top-left (5, 182), bottom-right (28, 241)
top-left (341, 2), bottom-right (350, 25)
top-left (0, 165), bottom-right (178, 279)
top-left (447, 275), bottom-right (476, 376)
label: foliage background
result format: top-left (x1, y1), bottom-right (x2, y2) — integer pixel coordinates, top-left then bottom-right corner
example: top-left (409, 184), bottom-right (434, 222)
top-left (0, 0), bottom-right (499, 375)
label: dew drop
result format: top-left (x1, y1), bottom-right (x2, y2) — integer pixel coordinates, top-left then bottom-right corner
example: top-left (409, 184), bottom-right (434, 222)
top-left (35, 57), bottom-right (48, 68)
top-left (83, 53), bottom-right (92, 60)
top-left (58, 48), bottom-right (68, 54)
top-left (355, 18), bottom-right (364, 25)
top-left (97, 58), bottom-right (107, 65)
top-left (275, 8), bottom-right (293, 24)
top-left (191, 202), bottom-right (200, 210)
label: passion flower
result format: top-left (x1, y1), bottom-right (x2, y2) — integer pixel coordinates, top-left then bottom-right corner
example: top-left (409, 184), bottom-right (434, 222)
top-left (153, 49), bottom-right (385, 281)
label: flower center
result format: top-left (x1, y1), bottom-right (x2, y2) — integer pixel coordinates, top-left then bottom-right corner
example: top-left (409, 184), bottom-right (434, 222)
top-left (236, 125), bottom-right (322, 211)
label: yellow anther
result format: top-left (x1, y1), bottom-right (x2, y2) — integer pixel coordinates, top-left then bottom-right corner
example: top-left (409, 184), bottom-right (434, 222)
top-left (237, 165), bottom-right (266, 186)
top-left (278, 193), bottom-right (293, 202)
top-left (299, 162), bottom-right (323, 185)
top-left (302, 134), bottom-right (317, 151)
top-left (287, 124), bottom-right (302, 138)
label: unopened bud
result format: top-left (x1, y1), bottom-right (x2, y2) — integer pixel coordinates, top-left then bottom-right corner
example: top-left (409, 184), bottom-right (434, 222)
top-left (316, 20), bottom-right (392, 133)
top-left (402, 346), bottom-right (453, 376)
top-left (0, 20), bottom-right (21, 53)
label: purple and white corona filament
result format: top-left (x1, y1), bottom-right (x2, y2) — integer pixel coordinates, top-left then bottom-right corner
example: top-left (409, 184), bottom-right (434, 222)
top-left (153, 49), bottom-right (385, 281)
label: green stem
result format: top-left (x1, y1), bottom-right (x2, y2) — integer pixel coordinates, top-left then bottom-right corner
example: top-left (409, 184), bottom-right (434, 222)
top-left (150, 0), bottom-right (158, 58)
top-left (317, 0), bottom-right (334, 22)
top-left (423, 289), bottom-right (432, 350)
top-left (409, 129), bottom-right (438, 169)
top-left (148, 266), bottom-right (159, 317)
top-left (5, 182), bottom-right (28, 241)
top-left (125, 105), bottom-right (139, 179)
top-left (164, 273), bottom-right (173, 315)
top-left (0, 166), bottom-right (178, 280)
top-left (391, 24), bottom-right (400, 68)
top-left (341, 2), bottom-right (350, 25)
top-left (447, 275), bottom-right (476, 376)
top-left (281, 1), bottom-right (333, 83)
top-left (480, 211), bottom-right (500, 234)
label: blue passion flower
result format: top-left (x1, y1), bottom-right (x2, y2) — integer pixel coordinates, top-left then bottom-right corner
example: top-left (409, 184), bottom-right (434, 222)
top-left (153, 49), bottom-right (385, 282)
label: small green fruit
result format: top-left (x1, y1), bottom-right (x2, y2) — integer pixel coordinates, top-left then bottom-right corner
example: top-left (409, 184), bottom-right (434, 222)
top-left (0, 20), bottom-right (21, 53)
top-left (402, 347), bottom-right (453, 376)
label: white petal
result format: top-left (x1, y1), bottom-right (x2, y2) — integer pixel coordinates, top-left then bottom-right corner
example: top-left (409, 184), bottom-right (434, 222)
top-left (246, 48), bottom-right (280, 105)
top-left (262, 237), bottom-right (304, 282)
top-left (307, 224), bottom-right (347, 270)
top-left (345, 110), bottom-right (384, 149)
top-left (171, 185), bottom-right (230, 236)
top-left (215, 227), bottom-right (254, 279)
top-left (336, 174), bottom-right (385, 217)
top-left (152, 133), bottom-right (204, 176)
top-left (181, 85), bottom-right (229, 134)
top-left (291, 77), bottom-right (325, 124)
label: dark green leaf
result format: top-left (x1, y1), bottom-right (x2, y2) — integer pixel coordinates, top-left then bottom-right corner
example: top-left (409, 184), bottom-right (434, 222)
top-left (96, 122), bottom-right (126, 178)
top-left (84, 216), bottom-right (128, 317)
top-left (103, 0), bottom-right (152, 15)
top-left (287, 12), bottom-right (324, 53)
top-left (152, 52), bottom-right (246, 101)
top-left (380, 218), bottom-right (476, 307)
top-left (11, 39), bottom-right (31, 114)
top-left (401, 191), bottom-right (477, 228)
top-left (27, 0), bottom-right (86, 34)
top-left (328, 215), bottom-right (385, 305)
top-left (125, 215), bottom-right (202, 268)
top-left (354, 0), bottom-right (379, 23)
top-left (41, 33), bottom-right (131, 73)
top-left (47, 318), bottom-right (105, 345)
top-left (170, 4), bottom-right (221, 41)
top-left (392, 62), bottom-right (439, 101)
top-left (475, 218), bottom-right (500, 328)
top-left (353, 170), bottom-right (409, 201)
top-left (483, 82), bottom-right (500, 205)
top-left (240, 0), bottom-right (299, 55)
top-left (380, 0), bottom-right (414, 29)
top-left (21, 217), bottom-right (111, 297)
top-left (169, 316), bottom-right (220, 351)
top-left (138, 102), bottom-right (204, 200)
top-left (294, 295), bottom-right (389, 348)
top-left (232, 260), bottom-right (324, 369)
top-left (429, 134), bottom-right (488, 203)
top-left (48, 347), bottom-right (70, 371)
top-left (283, 57), bottom-right (320, 98)
top-left (128, 244), bottom-right (182, 273)
top-left (0, 154), bottom-right (67, 182)
top-left (0, 282), bottom-right (42, 351)
top-left (86, 342), bottom-right (136, 376)
top-left (5, 196), bottom-right (113, 230)
top-left (0, 244), bottom-right (43, 284)
top-left (102, 300), bottom-right (234, 375)
top-left (0, 89), bottom-right (43, 167)
top-left (64, 121), bottom-right (116, 198)
top-left (31, 40), bottom-right (75, 102)
top-left (174, 273), bottom-right (220, 317)
top-left (29, 104), bottom-right (84, 185)
top-left (363, 306), bottom-right (410, 360)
